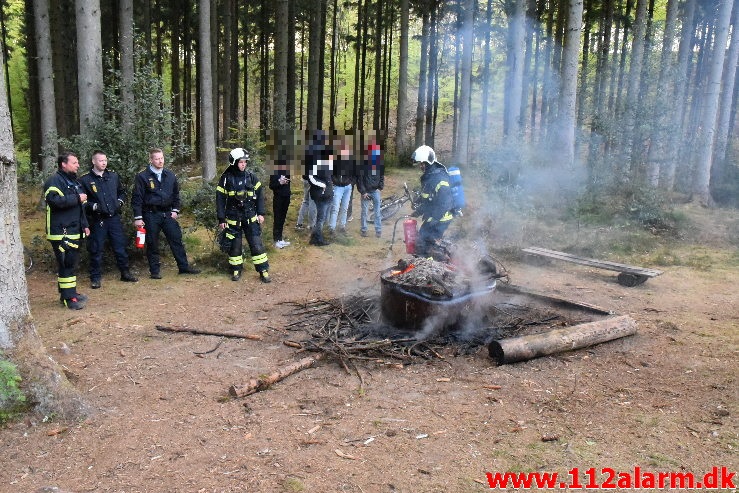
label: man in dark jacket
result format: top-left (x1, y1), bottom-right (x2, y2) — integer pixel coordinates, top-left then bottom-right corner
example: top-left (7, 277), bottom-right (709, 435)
top-left (216, 148), bottom-right (271, 282)
top-left (44, 152), bottom-right (90, 310)
top-left (131, 148), bottom-right (200, 279)
top-left (411, 145), bottom-right (454, 257)
top-left (79, 150), bottom-right (138, 289)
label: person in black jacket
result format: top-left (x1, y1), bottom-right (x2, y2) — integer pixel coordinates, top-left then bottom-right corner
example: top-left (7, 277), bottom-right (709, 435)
top-left (328, 134), bottom-right (355, 234)
top-left (79, 151), bottom-right (138, 289)
top-left (306, 130), bottom-right (334, 246)
top-left (216, 148), bottom-right (271, 282)
top-left (43, 152), bottom-right (90, 310)
top-left (268, 153), bottom-right (292, 249)
top-left (131, 148), bottom-right (200, 279)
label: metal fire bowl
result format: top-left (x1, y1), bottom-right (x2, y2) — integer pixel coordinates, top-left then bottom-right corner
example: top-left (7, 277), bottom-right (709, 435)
top-left (380, 268), bottom-right (496, 332)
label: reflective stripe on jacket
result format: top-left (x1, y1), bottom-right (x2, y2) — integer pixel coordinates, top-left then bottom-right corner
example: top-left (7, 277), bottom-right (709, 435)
top-left (44, 170), bottom-right (89, 240)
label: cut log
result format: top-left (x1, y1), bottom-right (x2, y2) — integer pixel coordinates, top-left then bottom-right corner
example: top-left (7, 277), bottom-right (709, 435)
top-left (155, 325), bottom-right (263, 340)
top-left (488, 315), bottom-right (637, 365)
top-left (229, 353), bottom-right (326, 398)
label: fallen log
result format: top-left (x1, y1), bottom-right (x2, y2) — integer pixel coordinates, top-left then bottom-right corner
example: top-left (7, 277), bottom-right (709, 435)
top-left (229, 353), bottom-right (326, 398)
top-left (155, 324), bottom-right (263, 340)
top-left (488, 315), bottom-right (637, 365)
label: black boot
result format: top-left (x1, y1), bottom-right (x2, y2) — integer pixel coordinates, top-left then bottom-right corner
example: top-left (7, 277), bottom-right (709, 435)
top-left (309, 232), bottom-right (330, 246)
top-left (120, 270), bottom-right (138, 282)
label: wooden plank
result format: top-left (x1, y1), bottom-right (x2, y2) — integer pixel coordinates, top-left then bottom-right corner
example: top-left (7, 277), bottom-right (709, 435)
top-left (522, 247), bottom-right (662, 277)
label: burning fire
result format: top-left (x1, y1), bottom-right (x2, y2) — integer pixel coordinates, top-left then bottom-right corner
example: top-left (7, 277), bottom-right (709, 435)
top-left (390, 263), bottom-right (415, 276)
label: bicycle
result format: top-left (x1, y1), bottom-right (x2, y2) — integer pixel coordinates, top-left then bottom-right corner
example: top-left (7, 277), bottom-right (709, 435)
top-left (368, 183), bottom-right (419, 222)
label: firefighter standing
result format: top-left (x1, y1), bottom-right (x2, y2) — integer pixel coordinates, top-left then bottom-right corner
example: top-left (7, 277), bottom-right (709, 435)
top-left (410, 145), bottom-right (454, 258)
top-left (216, 148), bottom-right (271, 282)
top-left (79, 150), bottom-right (138, 289)
top-left (44, 152), bottom-right (91, 310)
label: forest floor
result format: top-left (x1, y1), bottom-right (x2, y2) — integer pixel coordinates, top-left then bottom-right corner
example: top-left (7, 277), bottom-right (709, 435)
top-left (1, 169), bottom-right (737, 493)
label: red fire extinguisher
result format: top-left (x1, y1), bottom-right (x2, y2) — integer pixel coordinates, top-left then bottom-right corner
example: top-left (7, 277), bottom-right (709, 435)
top-left (135, 226), bottom-right (146, 249)
top-left (403, 218), bottom-right (417, 254)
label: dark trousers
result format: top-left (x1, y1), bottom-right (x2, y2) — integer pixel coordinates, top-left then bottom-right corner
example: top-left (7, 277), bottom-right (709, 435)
top-left (226, 219), bottom-right (269, 273)
top-left (312, 199), bottom-right (331, 241)
top-left (416, 221), bottom-right (450, 256)
top-left (87, 215), bottom-right (130, 280)
top-left (143, 211), bottom-right (189, 274)
top-left (272, 194), bottom-right (291, 242)
top-left (50, 238), bottom-right (81, 300)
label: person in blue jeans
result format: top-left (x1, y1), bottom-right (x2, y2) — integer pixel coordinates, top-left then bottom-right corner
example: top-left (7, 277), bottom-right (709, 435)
top-left (328, 135), bottom-right (355, 234)
top-left (357, 134), bottom-right (384, 238)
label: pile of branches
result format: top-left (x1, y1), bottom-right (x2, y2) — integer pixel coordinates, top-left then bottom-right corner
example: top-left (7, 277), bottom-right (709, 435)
top-left (282, 296), bottom-right (448, 368)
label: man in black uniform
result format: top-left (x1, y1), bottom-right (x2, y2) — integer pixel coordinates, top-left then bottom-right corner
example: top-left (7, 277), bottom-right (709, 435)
top-left (131, 148), bottom-right (200, 279)
top-left (79, 150), bottom-right (138, 289)
top-left (43, 152), bottom-right (90, 310)
top-left (216, 148), bottom-right (271, 282)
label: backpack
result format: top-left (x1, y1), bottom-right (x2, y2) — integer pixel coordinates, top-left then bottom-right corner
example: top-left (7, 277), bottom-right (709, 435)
top-left (447, 166), bottom-right (465, 215)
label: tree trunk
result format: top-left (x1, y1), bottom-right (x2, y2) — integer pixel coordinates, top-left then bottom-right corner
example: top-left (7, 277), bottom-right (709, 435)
top-left (23, 0), bottom-right (41, 169)
top-left (488, 315), bottom-right (637, 365)
top-left (553, 0), bottom-right (583, 168)
top-left (32, 0), bottom-right (57, 173)
top-left (692, 0), bottom-right (734, 206)
top-left (0, 48), bottom-right (87, 421)
top-left (644, 0), bottom-right (679, 187)
top-left (286, 0), bottom-right (296, 125)
top-left (395, 0), bottom-right (409, 156)
top-left (372, 0), bottom-right (383, 130)
top-left (455, 0), bottom-right (473, 165)
top-left (274, 0), bottom-right (288, 130)
top-left (76, 0), bottom-right (104, 134)
top-left (504, 0), bottom-right (525, 141)
top-left (424, 2), bottom-right (438, 145)
top-left (622, 0), bottom-right (647, 174)
top-left (480, 0), bottom-right (493, 138)
top-left (119, 0), bottom-right (134, 131)
top-left (711, 2), bottom-right (739, 179)
top-left (199, 0), bottom-right (216, 181)
top-left (662, 0), bottom-right (696, 191)
top-left (414, 9), bottom-right (429, 147)
top-left (307, 0), bottom-right (321, 130)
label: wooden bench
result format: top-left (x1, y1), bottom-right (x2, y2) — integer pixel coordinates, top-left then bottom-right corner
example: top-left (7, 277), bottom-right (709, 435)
top-left (522, 247), bottom-right (663, 287)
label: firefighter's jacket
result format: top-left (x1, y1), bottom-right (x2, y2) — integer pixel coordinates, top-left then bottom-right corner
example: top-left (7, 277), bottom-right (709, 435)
top-left (416, 163), bottom-right (453, 225)
top-left (131, 167), bottom-right (182, 220)
top-left (79, 169), bottom-right (126, 219)
top-left (44, 170), bottom-right (89, 241)
top-left (216, 166), bottom-right (265, 224)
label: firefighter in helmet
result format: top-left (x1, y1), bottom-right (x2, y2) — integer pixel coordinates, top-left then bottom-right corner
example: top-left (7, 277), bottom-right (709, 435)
top-left (410, 145), bottom-right (454, 258)
top-left (216, 148), bottom-right (271, 282)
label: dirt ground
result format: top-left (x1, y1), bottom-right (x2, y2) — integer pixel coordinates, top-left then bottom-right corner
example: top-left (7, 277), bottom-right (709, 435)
top-left (2, 174), bottom-right (737, 493)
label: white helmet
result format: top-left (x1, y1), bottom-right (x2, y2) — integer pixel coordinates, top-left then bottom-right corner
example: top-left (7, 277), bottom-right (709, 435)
top-left (228, 148), bottom-right (250, 166)
top-left (411, 145), bottom-right (436, 165)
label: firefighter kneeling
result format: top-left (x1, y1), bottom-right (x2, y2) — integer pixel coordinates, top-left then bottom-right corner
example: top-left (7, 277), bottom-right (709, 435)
top-left (216, 148), bottom-right (271, 283)
top-left (410, 145), bottom-right (457, 260)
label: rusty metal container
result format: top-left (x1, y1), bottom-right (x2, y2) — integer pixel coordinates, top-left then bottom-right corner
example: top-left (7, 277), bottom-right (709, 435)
top-left (380, 268), bottom-right (496, 332)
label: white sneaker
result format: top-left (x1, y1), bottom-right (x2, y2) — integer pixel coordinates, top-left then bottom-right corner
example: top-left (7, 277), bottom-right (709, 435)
top-left (275, 240), bottom-right (290, 249)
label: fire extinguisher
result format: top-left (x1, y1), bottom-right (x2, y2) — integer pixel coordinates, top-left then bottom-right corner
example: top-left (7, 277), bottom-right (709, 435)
top-left (403, 218), bottom-right (417, 254)
top-left (135, 226), bottom-right (146, 249)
